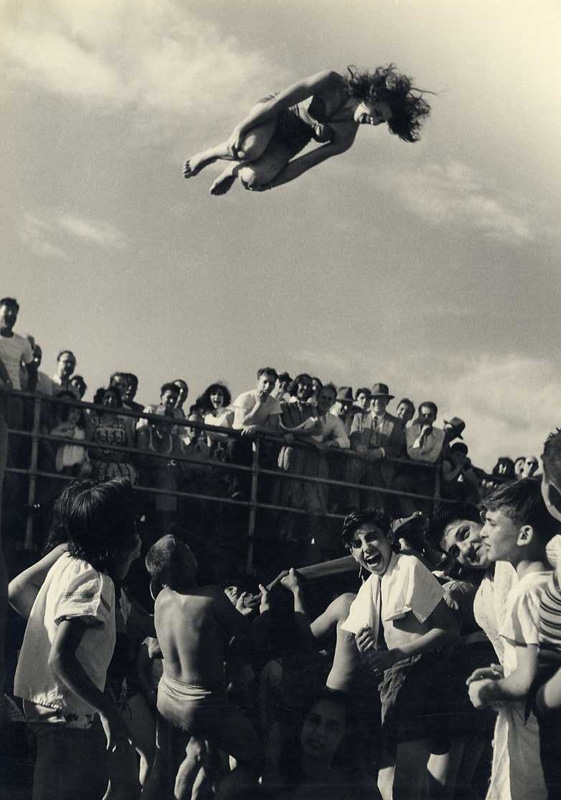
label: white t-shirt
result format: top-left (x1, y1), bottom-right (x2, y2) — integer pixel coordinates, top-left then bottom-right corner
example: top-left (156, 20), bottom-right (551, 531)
top-left (14, 553), bottom-right (116, 719)
top-left (341, 552), bottom-right (444, 651)
top-left (232, 390), bottom-right (282, 430)
top-left (0, 332), bottom-right (33, 389)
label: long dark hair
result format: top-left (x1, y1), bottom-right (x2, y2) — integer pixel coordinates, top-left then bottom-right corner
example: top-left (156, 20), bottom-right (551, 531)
top-left (346, 64), bottom-right (432, 142)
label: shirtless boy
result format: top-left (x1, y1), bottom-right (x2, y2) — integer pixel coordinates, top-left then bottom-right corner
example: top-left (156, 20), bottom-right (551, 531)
top-left (142, 535), bottom-right (268, 800)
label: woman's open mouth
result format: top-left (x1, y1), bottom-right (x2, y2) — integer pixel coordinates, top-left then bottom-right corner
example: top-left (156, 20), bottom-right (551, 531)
top-left (364, 552), bottom-right (383, 570)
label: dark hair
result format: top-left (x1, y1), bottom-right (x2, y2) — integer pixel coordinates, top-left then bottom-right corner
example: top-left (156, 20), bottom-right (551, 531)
top-left (198, 382), bottom-right (232, 413)
top-left (125, 373), bottom-right (138, 390)
top-left (492, 457), bottom-right (515, 478)
top-left (311, 376), bottom-right (323, 386)
top-left (418, 401), bottom-right (438, 417)
top-left (346, 64), bottom-right (431, 143)
top-left (257, 366), bottom-right (279, 381)
top-left (50, 479), bottom-right (136, 572)
top-left (322, 382), bottom-right (338, 398)
top-left (481, 478), bottom-right (558, 542)
top-left (70, 374), bottom-right (87, 390)
top-left (145, 534), bottom-right (197, 591)
top-left (287, 373), bottom-right (313, 399)
top-left (542, 430), bottom-right (561, 485)
top-left (451, 442), bottom-right (469, 456)
top-left (93, 386), bottom-right (122, 408)
top-left (398, 397), bottom-right (415, 409)
top-left (356, 387), bottom-right (370, 398)
top-left (173, 379), bottom-right (188, 392)
top-left (280, 690), bottom-right (352, 782)
top-left (0, 297), bottom-right (19, 311)
top-left (341, 507), bottom-right (392, 548)
top-left (57, 396), bottom-right (86, 427)
top-left (160, 382), bottom-right (180, 397)
top-left (57, 349), bottom-right (76, 362)
top-left (278, 372), bottom-right (292, 384)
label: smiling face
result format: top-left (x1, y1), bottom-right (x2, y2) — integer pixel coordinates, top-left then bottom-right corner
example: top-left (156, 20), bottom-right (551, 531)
top-left (160, 388), bottom-right (179, 411)
top-left (354, 99), bottom-right (393, 126)
top-left (300, 699), bottom-right (346, 764)
top-left (442, 520), bottom-right (490, 570)
top-left (296, 376), bottom-right (312, 401)
top-left (349, 523), bottom-right (393, 576)
top-left (396, 402), bottom-right (414, 424)
top-left (102, 389), bottom-right (119, 409)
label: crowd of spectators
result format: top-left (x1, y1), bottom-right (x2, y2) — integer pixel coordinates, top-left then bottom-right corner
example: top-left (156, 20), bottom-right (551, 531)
top-left (0, 295), bottom-right (542, 568)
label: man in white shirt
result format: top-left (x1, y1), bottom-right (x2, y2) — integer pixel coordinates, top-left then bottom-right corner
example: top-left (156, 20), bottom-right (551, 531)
top-left (231, 367), bottom-right (282, 499)
top-left (0, 298), bottom-right (36, 464)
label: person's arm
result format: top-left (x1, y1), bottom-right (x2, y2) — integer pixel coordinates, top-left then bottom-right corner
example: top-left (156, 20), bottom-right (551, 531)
top-left (8, 544), bottom-right (69, 619)
top-left (253, 138), bottom-right (355, 191)
top-left (49, 618), bottom-right (131, 751)
top-left (232, 70), bottom-right (344, 147)
top-left (468, 644), bottom-right (537, 708)
top-left (355, 598), bottom-right (459, 672)
top-left (0, 358), bottom-right (11, 388)
top-left (327, 415), bottom-right (350, 449)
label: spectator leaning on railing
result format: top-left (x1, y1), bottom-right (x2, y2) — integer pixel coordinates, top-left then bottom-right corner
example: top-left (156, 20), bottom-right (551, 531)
top-left (51, 349), bottom-right (76, 394)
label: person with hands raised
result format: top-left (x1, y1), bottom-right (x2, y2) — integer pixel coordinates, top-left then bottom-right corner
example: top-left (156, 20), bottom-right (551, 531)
top-left (142, 534), bottom-right (268, 800)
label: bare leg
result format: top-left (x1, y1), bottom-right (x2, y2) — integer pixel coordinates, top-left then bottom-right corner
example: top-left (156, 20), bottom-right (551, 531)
top-left (393, 739), bottom-right (432, 800)
top-left (209, 163), bottom-right (241, 196)
top-left (184, 111), bottom-right (277, 179)
top-left (428, 742), bottom-right (465, 800)
top-left (184, 141), bottom-right (235, 179)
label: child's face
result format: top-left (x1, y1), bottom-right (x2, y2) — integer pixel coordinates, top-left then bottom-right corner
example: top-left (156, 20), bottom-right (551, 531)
top-left (349, 524), bottom-right (393, 576)
top-left (300, 699), bottom-right (346, 763)
top-left (480, 508), bottom-right (520, 564)
top-left (67, 407), bottom-right (80, 425)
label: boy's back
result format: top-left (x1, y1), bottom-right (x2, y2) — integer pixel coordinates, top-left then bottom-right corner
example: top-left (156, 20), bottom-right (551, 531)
top-left (155, 584), bottom-right (243, 689)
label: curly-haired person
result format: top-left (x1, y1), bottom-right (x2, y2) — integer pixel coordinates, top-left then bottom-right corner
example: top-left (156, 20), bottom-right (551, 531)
top-left (183, 64), bottom-right (431, 195)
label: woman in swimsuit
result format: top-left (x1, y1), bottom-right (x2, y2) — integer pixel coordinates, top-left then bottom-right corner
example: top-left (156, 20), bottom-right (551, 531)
top-left (183, 64), bottom-right (431, 195)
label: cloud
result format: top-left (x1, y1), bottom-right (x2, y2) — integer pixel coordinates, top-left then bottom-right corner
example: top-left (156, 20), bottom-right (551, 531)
top-left (20, 210), bottom-right (128, 257)
top-left (58, 214), bottom-right (129, 249)
top-left (0, 0), bottom-right (287, 130)
top-left (382, 160), bottom-right (535, 243)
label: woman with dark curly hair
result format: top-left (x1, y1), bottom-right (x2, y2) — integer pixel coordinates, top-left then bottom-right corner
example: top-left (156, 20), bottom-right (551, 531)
top-left (183, 64), bottom-right (431, 195)
top-left (197, 382), bottom-right (234, 451)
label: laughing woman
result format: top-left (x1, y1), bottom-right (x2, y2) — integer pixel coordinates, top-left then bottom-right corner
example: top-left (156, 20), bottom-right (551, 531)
top-left (183, 64), bottom-right (431, 195)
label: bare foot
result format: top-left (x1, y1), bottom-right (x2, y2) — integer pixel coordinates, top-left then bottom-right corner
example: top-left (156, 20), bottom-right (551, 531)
top-left (183, 154), bottom-right (214, 179)
top-left (209, 170), bottom-right (238, 196)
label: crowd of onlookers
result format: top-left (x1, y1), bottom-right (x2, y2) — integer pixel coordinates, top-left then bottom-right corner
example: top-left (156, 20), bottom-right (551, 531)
top-left (0, 295), bottom-right (542, 566)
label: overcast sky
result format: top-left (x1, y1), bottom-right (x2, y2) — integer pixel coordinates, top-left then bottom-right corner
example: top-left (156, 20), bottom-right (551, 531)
top-left (2, 0), bottom-right (560, 469)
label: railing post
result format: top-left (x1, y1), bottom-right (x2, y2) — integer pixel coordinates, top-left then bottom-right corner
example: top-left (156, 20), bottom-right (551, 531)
top-left (245, 437), bottom-right (260, 573)
top-left (24, 393), bottom-right (42, 551)
top-left (432, 462), bottom-right (442, 518)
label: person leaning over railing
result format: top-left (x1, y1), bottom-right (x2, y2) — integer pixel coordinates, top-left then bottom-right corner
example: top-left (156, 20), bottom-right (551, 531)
top-left (86, 386), bottom-right (138, 484)
top-left (347, 383), bottom-right (405, 512)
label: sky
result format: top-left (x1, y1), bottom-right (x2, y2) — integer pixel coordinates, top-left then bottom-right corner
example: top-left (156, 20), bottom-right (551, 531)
top-left (1, 0), bottom-right (560, 470)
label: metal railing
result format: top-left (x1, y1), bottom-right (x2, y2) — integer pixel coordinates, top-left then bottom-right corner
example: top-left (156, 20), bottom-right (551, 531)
top-left (1, 390), bottom-right (451, 571)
